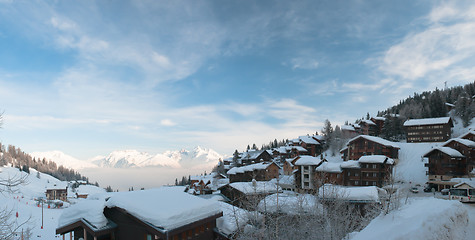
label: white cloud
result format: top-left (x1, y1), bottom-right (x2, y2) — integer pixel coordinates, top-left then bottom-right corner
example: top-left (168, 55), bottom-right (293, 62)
top-left (289, 57), bottom-right (319, 70)
top-left (160, 119), bottom-right (176, 127)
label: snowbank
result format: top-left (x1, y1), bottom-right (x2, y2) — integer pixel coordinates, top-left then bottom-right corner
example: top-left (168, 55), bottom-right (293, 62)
top-left (257, 192), bottom-right (323, 215)
top-left (351, 198), bottom-right (468, 240)
top-left (216, 201), bottom-right (260, 236)
top-left (318, 184), bottom-right (382, 202)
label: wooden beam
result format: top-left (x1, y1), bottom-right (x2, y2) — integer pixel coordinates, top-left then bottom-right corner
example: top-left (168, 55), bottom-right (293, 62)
top-left (84, 229), bottom-right (87, 240)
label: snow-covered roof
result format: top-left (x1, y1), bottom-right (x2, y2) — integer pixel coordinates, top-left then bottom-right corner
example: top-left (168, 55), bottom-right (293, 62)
top-left (443, 138), bottom-right (475, 148)
top-left (358, 155), bottom-right (394, 165)
top-left (372, 116), bottom-right (386, 121)
top-left (294, 156), bottom-right (323, 166)
top-left (258, 192), bottom-right (322, 215)
top-left (290, 146), bottom-right (308, 152)
top-left (270, 175), bottom-right (295, 185)
top-left (241, 150), bottom-right (267, 160)
top-left (340, 160), bottom-right (360, 169)
top-left (423, 147), bottom-right (465, 158)
top-left (403, 117), bottom-right (452, 127)
top-left (348, 135), bottom-right (400, 149)
top-left (340, 146), bottom-right (348, 152)
top-left (318, 184), bottom-right (382, 202)
top-left (341, 125), bottom-right (356, 131)
top-left (453, 182), bottom-right (474, 189)
top-left (226, 162), bottom-right (278, 175)
top-left (228, 181), bottom-right (281, 195)
top-left (459, 130), bottom-right (475, 139)
top-left (58, 199), bottom-right (108, 229)
top-left (298, 135), bottom-right (320, 145)
top-left (361, 119), bottom-right (376, 126)
top-left (315, 162), bottom-right (342, 173)
top-left (46, 181), bottom-right (68, 190)
top-left (105, 187), bottom-right (222, 230)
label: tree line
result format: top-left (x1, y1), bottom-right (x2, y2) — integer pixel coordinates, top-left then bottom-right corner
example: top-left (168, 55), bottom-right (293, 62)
top-left (0, 143), bottom-right (89, 182)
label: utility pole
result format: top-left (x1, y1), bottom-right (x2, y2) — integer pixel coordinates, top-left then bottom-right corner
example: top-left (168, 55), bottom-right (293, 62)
top-left (41, 199), bottom-right (44, 229)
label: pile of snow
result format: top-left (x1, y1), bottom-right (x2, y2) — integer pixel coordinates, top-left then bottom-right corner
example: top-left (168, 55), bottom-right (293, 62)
top-left (58, 199), bottom-right (107, 229)
top-left (351, 198), bottom-right (469, 240)
top-left (229, 181), bottom-right (281, 195)
top-left (215, 201), bottom-right (260, 236)
top-left (105, 187), bottom-right (222, 230)
top-left (257, 192), bottom-right (323, 215)
top-left (318, 184), bottom-right (383, 203)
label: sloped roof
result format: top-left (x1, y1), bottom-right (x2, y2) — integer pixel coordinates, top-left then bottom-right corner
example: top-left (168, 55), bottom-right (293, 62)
top-left (294, 156), bottom-right (323, 166)
top-left (315, 162), bottom-right (342, 173)
top-left (348, 135), bottom-right (400, 149)
top-left (361, 119), bottom-right (376, 126)
top-left (340, 160), bottom-right (360, 169)
top-left (341, 125), bottom-right (356, 131)
top-left (423, 147), bottom-right (465, 158)
top-left (459, 130), bottom-right (475, 139)
top-left (358, 155), bottom-right (394, 165)
top-left (443, 138), bottom-right (475, 148)
top-left (227, 181), bottom-right (281, 195)
top-left (403, 117), bottom-right (452, 127)
top-left (298, 135), bottom-right (320, 145)
top-left (226, 162), bottom-right (279, 175)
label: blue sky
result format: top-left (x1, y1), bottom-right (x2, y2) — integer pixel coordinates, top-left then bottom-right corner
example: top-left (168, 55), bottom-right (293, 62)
top-left (1, 0), bottom-right (475, 160)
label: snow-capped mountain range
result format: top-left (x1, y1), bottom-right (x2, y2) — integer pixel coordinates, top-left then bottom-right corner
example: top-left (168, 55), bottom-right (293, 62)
top-left (31, 146), bottom-right (223, 170)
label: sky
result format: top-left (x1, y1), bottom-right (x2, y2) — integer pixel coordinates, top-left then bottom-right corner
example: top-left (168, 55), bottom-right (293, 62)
top-left (1, 0), bottom-right (475, 160)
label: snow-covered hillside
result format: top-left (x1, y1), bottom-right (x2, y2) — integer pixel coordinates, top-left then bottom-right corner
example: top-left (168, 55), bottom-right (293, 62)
top-left (90, 146), bottom-right (223, 169)
top-left (0, 166), bottom-right (106, 239)
top-left (30, 150), bottom-right (97, 170)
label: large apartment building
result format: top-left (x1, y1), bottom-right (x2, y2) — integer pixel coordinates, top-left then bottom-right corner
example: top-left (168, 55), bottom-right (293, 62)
top-left (404, 117), bottom-right (453, 143)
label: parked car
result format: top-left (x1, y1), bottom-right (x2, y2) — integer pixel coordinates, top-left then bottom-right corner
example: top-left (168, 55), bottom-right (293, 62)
top-left (410, 187), bottom-right (419, 193)
top-left (441, 189), bottom-right (450, 195)
top-left (424, 183), bottom-right (437, 192)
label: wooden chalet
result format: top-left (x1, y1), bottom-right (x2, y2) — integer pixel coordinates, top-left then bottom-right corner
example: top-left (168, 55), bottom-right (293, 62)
top-left (283, 157), bottom-right (298, 175)
top-left (424, 147), bottom-right (466, 190)
top-left (443, 138), bottom-right (475, 176)
top-left (358, 155), bottom-right (393, 187)
top-left (218, 181), bottom-right (281, 210)
top-left (315, 161), bottom-right (344, 186)
top-left (370, 117), bottom-right (385, 135)
top-left (341, 125), bottom-right (358, 139)
top-left (404, 117), bottom-right (453, 143)
top-left (359, 119), bottom-right (379, 136)
top-left (240, 150), bottom-right (272, 165)
top-left (460, 130), bottom-right (475, 142)
top-left (56, 188), bottom-right (224, 240)
top-left (340, 160), bottom-right (361, 186)
top-left (292, 135), bottom-right (323, 157)
top-left (46, 183), bottom-right (68, 202)
top-left (343, 135), bottom-right (399, 161)
top-left (227, 162), bottom-right (280, 183)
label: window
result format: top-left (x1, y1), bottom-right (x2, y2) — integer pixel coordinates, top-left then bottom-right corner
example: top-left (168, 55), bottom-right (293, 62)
top-left (373, 164), bottom-right (377, 169)
top-left (373, 173), bottom-right (377, 177)
top-left (146, 234), bottom-right (152, 240)
top-left (355, 181), bottom-right (359, 185)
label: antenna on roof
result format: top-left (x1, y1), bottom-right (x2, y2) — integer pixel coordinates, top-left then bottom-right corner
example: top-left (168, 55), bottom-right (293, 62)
top-left (444, 81), bottom-right (447, 89)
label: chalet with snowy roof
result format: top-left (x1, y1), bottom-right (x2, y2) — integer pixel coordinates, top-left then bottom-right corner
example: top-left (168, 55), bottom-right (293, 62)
top-left (424, 147), bottom-right (467, 189)
top-left (343, 135), bottom-right (399, 161)
top-left (56, 188), bottom-right (224, 240)
top-left (315, 161), bottom-right (344, 185)
top-left (443, 138), bottom-right (475, 175)
top-left (218, 181), bottom-right (281, 210)
top-left (226, 162), bottom-right (280, 183)
top-left (404, 117), bottom-right (453, 143)
top-left (240, 150), bottom-right (272, 165)
top-left (291, 135), bottom-right (323, 156)
top-left (318, 185), bottom-right (385, 204)
top-left (283, 157), bottom-right (298, 175)
top-left (293, 155), bottom-right (324, 192)
top-left (460, 130), bottom-right (475, 142)
top-left (341, 125), bottom-right (358, 139)
top-left (341, 160), bottom-right (361, 186)
top-left (358, 155), bottom-right (394, 187)
top-left (45, 182), bottom-right (68, 202)
top-left (371, 117), bottom-right (385, 135)
top-left (359, 119), bottom-right (379, 136)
